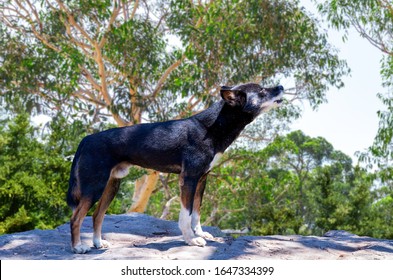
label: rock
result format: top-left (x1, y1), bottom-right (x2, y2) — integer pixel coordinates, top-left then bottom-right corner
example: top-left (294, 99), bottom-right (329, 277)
top-left (1, 213), bottom-right (392, 260)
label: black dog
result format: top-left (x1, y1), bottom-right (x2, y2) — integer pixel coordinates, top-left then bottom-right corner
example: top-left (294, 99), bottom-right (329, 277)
top-left (67, 83), bottom-right (284, 253)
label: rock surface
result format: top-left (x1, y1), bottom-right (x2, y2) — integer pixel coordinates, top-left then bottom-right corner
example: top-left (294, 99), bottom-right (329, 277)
top-left (1, 213), bottom-right (393, 260)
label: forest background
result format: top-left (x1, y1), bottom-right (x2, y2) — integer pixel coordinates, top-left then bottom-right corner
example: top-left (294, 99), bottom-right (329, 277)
top-left (1, 0), bottom-right (392, 239)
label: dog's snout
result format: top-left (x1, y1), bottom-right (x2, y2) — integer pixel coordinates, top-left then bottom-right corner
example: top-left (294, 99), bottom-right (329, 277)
top-left (271, 85), bottom-right (284, 97)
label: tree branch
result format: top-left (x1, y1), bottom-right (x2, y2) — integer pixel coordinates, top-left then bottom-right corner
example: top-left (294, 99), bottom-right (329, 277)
top-left (159, 196), bottom-right (178, 220)
top-left (79, 66), bottom-right (101, 92)
top-left (98, 0), bottom-right (122, 48)
top-left (63, 19), bottom-right (94, 58)
top-left (73, 90), bottom-right (107, 107)
top-left (239, 134), bottom-right (272, 142)
top-left (25, 0), bottom-right (42, 32)
top-left (8, 1), bottom-right (61, 53)
top-left (348, 11), bottom-right (393, 56)
top-left (151, 55), bottom-right (185, 98)
top-left (131, 0), bottom-right (139, 19)
top-left (55, 0), bottom-right (94, 45)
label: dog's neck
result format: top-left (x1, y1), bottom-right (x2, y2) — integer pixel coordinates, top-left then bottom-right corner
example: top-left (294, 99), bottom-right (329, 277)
top-left (194, 101), bottom-right (254, 152)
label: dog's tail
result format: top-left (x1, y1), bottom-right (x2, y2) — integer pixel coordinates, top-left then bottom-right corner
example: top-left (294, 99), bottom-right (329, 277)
top-left (67, 137), bottom-right (86, 209)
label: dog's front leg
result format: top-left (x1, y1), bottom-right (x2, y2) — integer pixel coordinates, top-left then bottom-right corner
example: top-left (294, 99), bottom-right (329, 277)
top-left (178, 173), bottom-right (207, 247)
top-left (191, 174), bottom-right (214, 240)
top-left (192, 212), bottom-right (214, 240)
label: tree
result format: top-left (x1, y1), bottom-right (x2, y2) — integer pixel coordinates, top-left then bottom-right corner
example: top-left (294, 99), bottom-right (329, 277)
top-left (246, 132), bottom-right (376, 236)
top-left (317, 0), bottom-right (393, 238)
top-left (0, 114), bottom-right (86, 233)
top-left (1, 0), bottom-right (349, 212)
top-left (1, 0), bottom-right (349, 124)
top-left (262, 130), bottom-right (350, 218)
top-left (317, 0), bottom-right (393, 171)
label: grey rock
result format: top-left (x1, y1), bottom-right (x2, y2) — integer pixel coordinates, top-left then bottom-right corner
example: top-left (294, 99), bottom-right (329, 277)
top-left (1, 213), bottom-right (392, 260)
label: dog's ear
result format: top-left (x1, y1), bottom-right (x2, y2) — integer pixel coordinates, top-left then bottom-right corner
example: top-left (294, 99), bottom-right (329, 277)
top-left (220, 86), bottom-right (246, 107)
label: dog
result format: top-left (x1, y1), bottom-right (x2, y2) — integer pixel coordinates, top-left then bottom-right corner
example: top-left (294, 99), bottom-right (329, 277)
top-left (67, 82), bottom-right (284, 253)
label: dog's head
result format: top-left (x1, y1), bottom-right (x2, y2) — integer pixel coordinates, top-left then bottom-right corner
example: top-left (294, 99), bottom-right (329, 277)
top-left (220, 83), bottom-right (284, 116)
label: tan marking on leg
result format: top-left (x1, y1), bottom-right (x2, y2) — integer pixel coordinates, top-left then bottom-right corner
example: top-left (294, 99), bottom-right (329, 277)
top-left (70, 198), bottom-right (92, 254)
top-left (178, 173), bottom-right (206, 247)
top-left (191, 175), bottom-right (213, 240)
top-left (92, 177), bottom-right (121, 249)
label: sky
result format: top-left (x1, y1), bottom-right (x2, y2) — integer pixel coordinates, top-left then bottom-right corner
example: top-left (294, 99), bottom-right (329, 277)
top-left (291, 0), bottom-right (385, 162)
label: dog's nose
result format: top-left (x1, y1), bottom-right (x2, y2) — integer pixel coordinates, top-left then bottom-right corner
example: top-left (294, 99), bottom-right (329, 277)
top-left (277, 85), bottom-right (284, 92)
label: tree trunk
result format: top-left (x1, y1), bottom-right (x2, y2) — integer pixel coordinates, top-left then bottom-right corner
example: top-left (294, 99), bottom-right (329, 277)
top-left (127, 170), bottom-right (159, 213)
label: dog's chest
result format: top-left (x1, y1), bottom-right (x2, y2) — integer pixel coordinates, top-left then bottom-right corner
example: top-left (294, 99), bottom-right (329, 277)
top-left (208, 153), bottom-right (223, 171)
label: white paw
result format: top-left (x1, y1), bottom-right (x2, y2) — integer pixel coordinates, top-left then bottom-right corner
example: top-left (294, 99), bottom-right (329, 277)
top-left (93, 238), bottom-right (111, 249)
top-left (72, 244), bottom-right (91, 254)
top-left (185, 236), bottom-right (207, 247)
top-left (195, 230), bottom-right (214, 240)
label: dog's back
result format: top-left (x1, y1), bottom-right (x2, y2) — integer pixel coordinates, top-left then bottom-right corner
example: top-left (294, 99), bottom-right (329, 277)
top-left (66, 120), bottom-right (189, 209)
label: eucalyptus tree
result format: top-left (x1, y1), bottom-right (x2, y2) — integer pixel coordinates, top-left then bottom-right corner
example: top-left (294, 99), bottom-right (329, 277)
top-left (317, 0), bottom-right (393, 178)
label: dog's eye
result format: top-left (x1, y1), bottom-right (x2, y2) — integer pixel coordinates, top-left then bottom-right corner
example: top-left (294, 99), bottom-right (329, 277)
top-left (259, 89), bottom-right (267, 96)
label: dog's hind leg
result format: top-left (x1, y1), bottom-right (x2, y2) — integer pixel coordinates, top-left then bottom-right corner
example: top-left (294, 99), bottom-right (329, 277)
top-left (70, 198), bottom-right (93, 254)
top-left (92, 176), bottom-right (121, 249)
top-left (178, 173), bottom-right (207, 247)
top-left (191, 174), bottom-right (214, 240)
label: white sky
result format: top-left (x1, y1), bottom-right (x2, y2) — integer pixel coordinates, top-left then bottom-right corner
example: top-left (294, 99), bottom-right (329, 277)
top-left (292, 0), bottom-right (385, 162)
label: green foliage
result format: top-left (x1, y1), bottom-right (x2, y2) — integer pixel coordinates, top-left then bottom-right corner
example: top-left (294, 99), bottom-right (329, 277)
top-left (0, 114), bottom-right (86, 234)
top-left (143, 131), bottom-right (391, 239)
top-left (167, 0), bottom-right (348, 106)
top-left (318, 0), bottom-right (393, 175)
top-left (316, 1), bottom-right (393, 238)
top-left (1, 0), bottom-right (349, 129)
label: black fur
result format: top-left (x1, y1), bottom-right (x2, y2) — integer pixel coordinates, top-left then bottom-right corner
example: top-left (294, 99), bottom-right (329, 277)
top-left (67, 83), bottom-right (284, 253)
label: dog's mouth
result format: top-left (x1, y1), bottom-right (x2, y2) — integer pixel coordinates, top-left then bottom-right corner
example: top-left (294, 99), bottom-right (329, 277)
top-left (272, 86), bottom-right (284, 105)
top-left (261, 86), bottom-right (284, 112)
